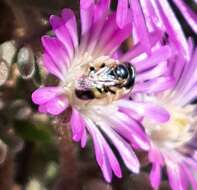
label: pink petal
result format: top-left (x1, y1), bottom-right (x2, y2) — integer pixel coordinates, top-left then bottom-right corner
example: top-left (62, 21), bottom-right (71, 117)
top-left (109, 111), bottom-right (150, 150)
top-left (80, 0), bottom-right (94, 9)
top-left (148, 147), bottom-right (164, 165)
top-left (96, 128), bottom-right (122, 178)
top-left (38, 104), bottom-right (47, 113)
top-left (45, 95), bottom-right (68, 115)
top-left (94, 13), bottom-right (119, 55)
top-left (170, 53), bottom-right (185, 85)
top-left (85, 118), bottom-right (113, 182)
top-left (79, 1), bottom-right (95, 54)
top-left (116, 0), bottom-right (129, 28)
top-left (119, 106), bottom-right (142, 121)
top-left (86, 0), bottom-right (110, 55)
top-left (80, 0), bottom-right (94, 36)
top-left (133, 76), bottom-right (175, 93)
top-left (180, 84), bottom-right (197, 106)
top-left (172, 0), bottom-right (197, 33)
top-left (103, 142), bottom-right (122, 178)
top-left (50, 15), bottom-right (74, 60)
top-left (61, 8), bottom-right (79, 49)
top-left (179, 164), bottom-right (189, 190)
top-left (70, 108), bottom-right (85, 141)
top-left (150, 163), bottom-right (162, 189)
top-left (98, 121), bottom-right (140, 174)
top-left (43, 53), bottom-right (64, 81)
top-left (155, 0), bottom-right (190, 60)
top-left (100, 155), bottom-right (113, 183)
top-left (94, 10), bottom-right (133, 56)
top-left (81, 128), bottom-right (88, 148)
top-left (138, 0), bottom-right (161, 32)
top-left (182, 164), bottom-right (197, 190)
top-left (102, 19), bottom-right (132, 55)
top-left (136, 62), bottom-right (168, 82)
top-left (134, 45), bottom-right (172, 73)
top-left (120, 29), bottom-right (163, 62)
top-left (85, 118), bottom-right (104, 167)
top-left (93, 0), bottom-right (110, 23)
top-left (41, 36), bottom-right (69, 73)
top-left (118, 100), bottom-right (170, 123)
top-left (32, 86), bottom-right (63, 105)
top-left (166, 161), bottom-right (185, 190)
top-left (130, 0), bottom-right (152, 54)
top-left (174, 47), bottom-right (197, 103)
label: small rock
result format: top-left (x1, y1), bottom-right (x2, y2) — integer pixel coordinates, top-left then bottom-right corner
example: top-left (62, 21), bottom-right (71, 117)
top-left (83, 178), bottom-right (113, 190)
top-left (17, 46), bottom-right (35, 79)
top-left (0, 40), bottom-right (16, 65)
top-left (0, 59), bottom-right (9, 86)
top-left (26, 178), bottom-right (46, 190)
top-left (10, 100), bottom-right (32, 120)
top-left (0, 139), bottom-right (7, 164)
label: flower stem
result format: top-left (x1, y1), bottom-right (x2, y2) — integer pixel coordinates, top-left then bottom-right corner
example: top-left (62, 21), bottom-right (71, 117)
top-left (54, 121), bottom-right (80, 190)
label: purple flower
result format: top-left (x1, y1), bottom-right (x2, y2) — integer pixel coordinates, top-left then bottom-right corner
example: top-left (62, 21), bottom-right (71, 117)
top-left (141, 40), bottom-right (197, 190)
top-left (32, 0), bottom-right (173, 182)
top-left (117, 0), bottom-right (197, 60)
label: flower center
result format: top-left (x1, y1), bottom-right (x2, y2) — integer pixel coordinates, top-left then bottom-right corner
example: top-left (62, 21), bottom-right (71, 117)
top-left (144, 103), bottom-right (196, 150)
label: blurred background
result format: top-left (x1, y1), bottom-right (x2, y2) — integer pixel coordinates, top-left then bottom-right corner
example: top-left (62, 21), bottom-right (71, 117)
top-left (0, 0), bottom-right (196, 190)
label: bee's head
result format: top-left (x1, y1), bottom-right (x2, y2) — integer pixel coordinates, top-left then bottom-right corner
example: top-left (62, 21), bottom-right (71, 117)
top-left (114, 62), bottom-right (135, 89)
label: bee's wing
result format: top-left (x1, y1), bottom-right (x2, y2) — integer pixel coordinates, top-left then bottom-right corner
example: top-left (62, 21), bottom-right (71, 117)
top-left (90, 67), bottom-right (119, 86)
top-left (76, 66), bottom-right (120, 90)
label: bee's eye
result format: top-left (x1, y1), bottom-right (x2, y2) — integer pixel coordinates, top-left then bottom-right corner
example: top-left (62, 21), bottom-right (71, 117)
top-left (114, 65), bottom-right (128, 79)
top-left (125, 63), bottom-right (136, 89)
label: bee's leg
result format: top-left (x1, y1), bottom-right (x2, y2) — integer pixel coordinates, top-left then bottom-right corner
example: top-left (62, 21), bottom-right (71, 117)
top-left (94, 88), bottom-right (105, 98)
top-left (100, 63), bottom-right (106, 68)
top-left (113, 89), bottom-right (123, 101)
top-left (96, 87), bottom-right (104, 93)
top-left (105, 87), bottom-right (116, 94)
top-left (104, 86), bottom-right (109, 93)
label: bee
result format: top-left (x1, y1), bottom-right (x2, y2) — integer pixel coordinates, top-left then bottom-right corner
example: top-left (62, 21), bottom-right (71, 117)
top-left (75, 62), bottom-right (136, 100)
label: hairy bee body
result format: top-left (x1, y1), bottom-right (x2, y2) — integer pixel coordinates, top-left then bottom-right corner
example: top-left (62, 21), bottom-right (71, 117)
top-left (75, 62), bottom-right (135, 100)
